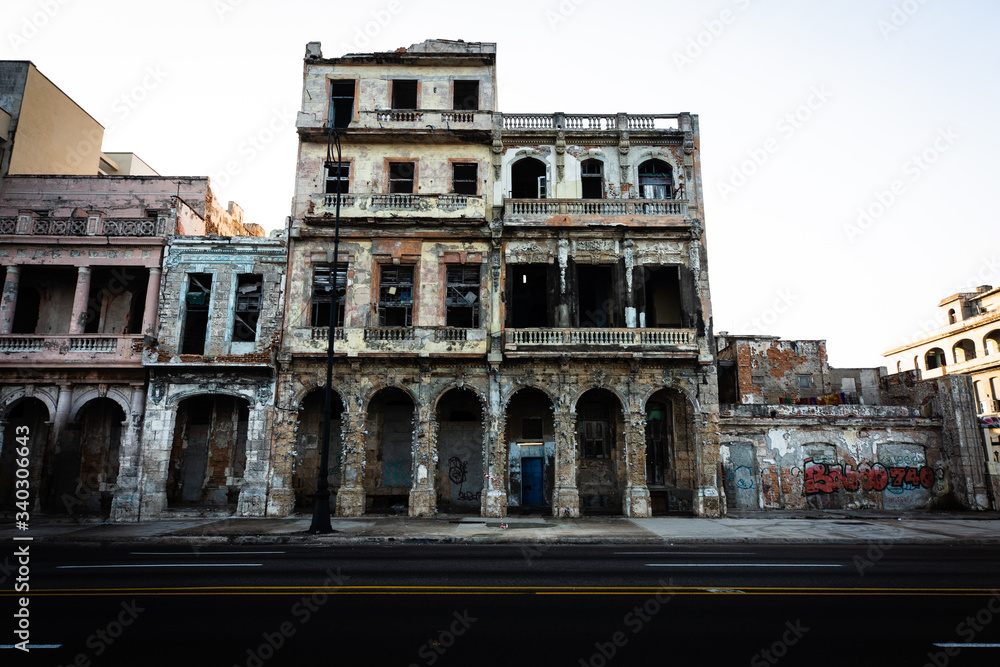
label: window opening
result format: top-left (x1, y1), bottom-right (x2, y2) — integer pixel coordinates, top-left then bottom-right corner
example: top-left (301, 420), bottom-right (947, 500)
top-left (446, 266), bottom-right (480, 328)
top-left (641, 266), bottom-right (682, 328)
top-left (325, 162), bottom-right (350, 194)
top-left (389, 162), bottom-right (415, 194)
top-left (378, 265), bottom-right (414, 327)
top-left (508, 264), bottom-right (548, 328)
top-left (579, 403), bottom-right (611, 458)
top-left (311, 265), bottom-right (347, 328)
top-left (452, 163), bottom-right (478, 195)
top-left (453, 80), bottom-right (479, 110)
top-left (181, 273), bottom-right (212, 355)
top-left (330, 80), bottom-right (355, 129)
top-left (391, 80), bottom-right (418, 109)
top-left (577, 265), bottom-right (616, 328)
top-left (638, 160), bottom-right (673, 199)
top-left (645, 402), bottom-right (669, 485)
top-left (233, 274), bottom-right (262, 342)
top-left (510, 158), bottom-right (547, 199)
top-left (581, 159), bottom-right (604, 199)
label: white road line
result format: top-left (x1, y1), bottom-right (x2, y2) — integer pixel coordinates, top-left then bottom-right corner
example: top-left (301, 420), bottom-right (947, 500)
top-left (57, 563), bottom-right (263, 569)
top-left (645, 563), bottom-right (843, 568)
top-left (129, 551), bottom-right (285, 555)
top-left (933, 643), bottom-right (1000, 648)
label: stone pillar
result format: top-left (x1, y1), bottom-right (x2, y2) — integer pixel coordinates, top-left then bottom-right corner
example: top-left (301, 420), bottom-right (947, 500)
top-left (51, 384), bottom-right (73, 449)
top-left (266, 375), bottom-right (297, 516)
top-left (138, 401), bottom-right (177, 519)
top-left (482, 370), bottom-right (507, 517)
top-left (335, 395), bottom-right (367, 516)
top-left (408, 400), bottom-right (437, 517)
top-left (237, 390), bottom-right (271, 517)
top-left (69, 267), bottom-right (91, 335)
top-left (110, 385), bottom-right (146, 522)
top-left (622, 407), bottom-right (651, 517)
top-left (142, 268), bottom-right (161, 337)
top-left (552, 397), bottom-right (580, 518)
top-left (0, 265), bottom-right (21, 334)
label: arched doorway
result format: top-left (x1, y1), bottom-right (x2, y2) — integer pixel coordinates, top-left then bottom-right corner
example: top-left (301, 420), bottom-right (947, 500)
top-left (645, 388), bottom-right (696, 514)
top-left (435, 388), bottom-right (484, 513)
top-left (505, 388), bottom-right (555, 511)
top-left (576, 388), bottom-right (624, 514)
top-left (365, 388), bottom-right (414, 512)
top-left (292, 389), bottom-right (344, 511)
top-left (56, 397), bottom-right (125, 515)
top-left (0, 398), bottom-right (50, 511)
top-left (167, 395), bottom-right (249, 508)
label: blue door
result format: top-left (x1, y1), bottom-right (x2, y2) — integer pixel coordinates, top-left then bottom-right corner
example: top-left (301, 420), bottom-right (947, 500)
top-left (521, 457), bottom-right (544, 506)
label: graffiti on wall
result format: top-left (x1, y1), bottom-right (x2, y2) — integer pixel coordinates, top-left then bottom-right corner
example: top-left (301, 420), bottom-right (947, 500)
top-left (449, 456), bottom-right (481, 502)
top-left (802, 458), bottom-right (935, 495)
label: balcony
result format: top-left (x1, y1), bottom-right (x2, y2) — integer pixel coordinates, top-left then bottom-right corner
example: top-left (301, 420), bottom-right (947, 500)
top-left (504, 328), bottom-right (698, 356)
top-left (293, 326), bottom-right (489, 357)
top-left (0, 334), bottom-right (144, 366)
top-left (501, 113), bottom-right (680, 132)
top-left (296, 109), bottom-right (493, 138)
top-left (503, 199), bottom-right (689, 224)
top-left (307, 193), bottom-right (486, 222)
top-left (0, 217), bottom-right (165, 238)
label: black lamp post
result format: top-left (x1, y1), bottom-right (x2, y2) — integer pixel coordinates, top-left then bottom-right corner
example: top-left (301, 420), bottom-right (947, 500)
top-left (309, 106), bottom-right (346, 534)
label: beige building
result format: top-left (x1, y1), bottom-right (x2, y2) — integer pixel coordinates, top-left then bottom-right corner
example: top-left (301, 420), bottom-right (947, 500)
top-left (883, 286), bottom-right (1000, 501)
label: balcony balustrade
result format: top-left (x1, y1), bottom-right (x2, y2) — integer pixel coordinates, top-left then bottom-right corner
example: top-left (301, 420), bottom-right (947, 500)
top-left (0, 216), bottom-right (164, 237)
top-left (297, 109), bottom-right (493, 134)
top-left (0, 334), bottom-right (144, 365)
top-left (500, 113), bottom-right (680, 132)
top-left (505, 327), bottom-right (697, 349)
top-left (307, 193), bottom-right (486, 221)
top-left (504, 198), bottom-right (688, 222)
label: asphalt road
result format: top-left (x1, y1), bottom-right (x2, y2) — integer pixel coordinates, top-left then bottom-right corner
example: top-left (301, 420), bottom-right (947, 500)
top-left (4, 543), bottom-right (1000, 666)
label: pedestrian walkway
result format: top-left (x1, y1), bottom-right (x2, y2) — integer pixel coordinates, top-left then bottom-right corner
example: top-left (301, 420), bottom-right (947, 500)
top-left (2, 512), bottom-right (999, 546)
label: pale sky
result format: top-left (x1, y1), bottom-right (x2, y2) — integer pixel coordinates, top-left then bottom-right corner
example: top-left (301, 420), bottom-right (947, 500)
top-left (3, 0), bottom-right (997, 368)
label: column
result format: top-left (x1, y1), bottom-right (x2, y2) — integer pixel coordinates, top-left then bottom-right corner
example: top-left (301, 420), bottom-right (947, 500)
top-left (237, 395), bottom-right (270, 517)
top-left (481, 370), bottom-right (507, 518)
top-left (51, 384), bottom-right (73, 448)
top-left (110, 385), bottom-right (145, 522)
top-left (622, 407), bottom-right (652, 517)
top-left (552, 397), bottom-right (580, 518)
top-left (142, 268), bottom-right (161, 337)
top-left (69, 267), bottom-right (92, 335)
top-left (335, 398), bottom-right (367, 516)
top-left (408, 401), bottom-right (437, 517)
top-left (0, 265), bottom-right (21, 334)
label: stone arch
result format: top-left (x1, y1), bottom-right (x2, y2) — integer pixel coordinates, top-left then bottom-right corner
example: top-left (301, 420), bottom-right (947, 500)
top-left (505, 387), bottom-right (556, 510)
top-left (364, 386), bottom-right (415, 512)
top-left (567, 382), bottom-right (630, 411)
top-left (70, 388), bottom-right (131, 423)
top-left (0, 388), bottom-right (57, 422)
top-left (435, 387), bottom-right (486, 513)
top-left (292, 388), bottom-right (345, 511)
top-left (0, 397), bottom-right (50, 511)
top-left (62, 397), bottom-right (126, 516)
top-left (501, 382), bottom-right (556, 410)
top-left (166, 394), bottom-right (251, 508)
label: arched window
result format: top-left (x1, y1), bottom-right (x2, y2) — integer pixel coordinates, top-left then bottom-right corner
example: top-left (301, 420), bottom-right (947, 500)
top-left (510, 157), bottom-right (547, 199)
top-left (913, 356), bottom-right (920, 371)
top-left (638, 160), bottom-right (673, 200)
top-left (953, 339), bottom-right (977, 364)
top-left (925, 348), bottom-right (946, 370)
top-left (984, 330), bottom-right (1000, 356)
top-left (896, 361), bottom-right (902, 373)
top-left (948, 309), bottom-right (957, 325)
top-left (581, 159), bottom-right (604, 199)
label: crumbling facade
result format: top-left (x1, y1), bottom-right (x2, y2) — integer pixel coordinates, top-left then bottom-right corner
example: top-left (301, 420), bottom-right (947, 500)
top-left (883, 286), bottom-right (1000, 505)
top-left (717, 336), bottom-right (994, 512)
top-left (269, 39), bottom-right (720, 519)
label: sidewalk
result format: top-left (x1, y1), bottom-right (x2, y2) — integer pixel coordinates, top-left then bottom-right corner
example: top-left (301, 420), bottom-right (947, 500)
top-left (3, 512), bottom-right (1000, 546)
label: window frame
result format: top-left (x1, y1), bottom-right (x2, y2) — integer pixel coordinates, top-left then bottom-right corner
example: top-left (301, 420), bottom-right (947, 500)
top-left (324, 160), bottom-right (351, 195)
top-left (232, 274), bottom-right (263, 343)
top-left (311, 265), bottom-right (347, 328)
top-left (445, 265), bottom-right (481, 328)
top-left (387, 160), bottom-right (417, 194)
top-left (390, 79), bottom-right (419, 110)
top-left (637, 159), bottom-right (674, 200)
top-left (329, 79), bottom-right (357, 128)
top-left (377, 264), bottom-right (416, 327)
top-left (453, 80), bottom-right (480, 111)
top-left (451, 161), bottom-right (478, 195)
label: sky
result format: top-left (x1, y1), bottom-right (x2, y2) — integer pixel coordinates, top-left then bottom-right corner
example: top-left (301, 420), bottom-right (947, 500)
top-left (3, 0), bottom-right (998, 369)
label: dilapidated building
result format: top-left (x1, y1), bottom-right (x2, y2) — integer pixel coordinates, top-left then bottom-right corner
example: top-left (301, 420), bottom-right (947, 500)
top-left (269, 39), bottom-right (720, 519)
top-left (717, 335), bottom-right (994, 513)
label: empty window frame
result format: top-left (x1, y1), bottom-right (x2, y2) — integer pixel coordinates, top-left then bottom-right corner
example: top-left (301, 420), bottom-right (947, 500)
top-left (579, 403), bottom-right (611, 458)
top-left (445, 266), bottom-right (481, 328)
top-left (311, 265), bottom-right (347, 328)
top-left (324, 161), bottom-right (350, 195)
top-left (391, 80), bottom-right (418, 109)
top-left (797, 375), bottom-right (812, 389)
top-left (330, 80), bottom-right (356, 129)
top-left (507, 264), bottom-right (549, 328)
top-left (453, 80), bottom-right (479, 110)
top-left (638, 159), bottom-right (673, 200)
top-left (641, 266), bottom-right (682, 328)
top-left (452, 163), bottom-right (478, 195)
top-left (510, 158), bottom-right (547, 199)
top-left (233, 274), bottom-right (262, 342)
top-left (581, 159), bottom-right (604, 199)
top-left (181, 273), bottom-right (212, 355)
top-left (577, 265), bottom-right (616, 328)
top-left (388, 162), bottom-right (416, 194)
top-left (378, 265), bottom-right (414, 327)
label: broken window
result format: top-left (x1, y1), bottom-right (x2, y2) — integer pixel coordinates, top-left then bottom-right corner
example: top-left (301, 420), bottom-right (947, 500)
top-left (311, 265), bottom-right (346, 328)
top-left (507, 264), bottom-right (549, 328)
top-left (181, 273), bottom-right (212, 355)
top-left (581, 159), bottom-right (604, 199)
top-left (638, 159), bottom-right (673, 199)
top-left (453, 80), bottom-right (479, 110)
top-left (452, 163), bottom-right (478, 195)
top-left (445, 266), bottom-right (480, 328)
top-left (640, 266), bottom-right (682, 328)
top-left (378, 265), bottom-right (414, 327)
top-left (577, 265), bottom-right (616, 328)
top-left (233, 274), bottom-right (262, 342)
top-left (324, 161), bottom-right (350, 194)
top-left (389, 162), bottom-right (416, 194)
top-left (330, 80), bottom-right (355, 129)
top-left (391, 80), bottom-right (418, 109)
top-left (579, 403), bottom-right (611, 458)
top-left (510, 158), bottom-right (547, 199)
top-left (797, 375), bottom-right (812, 389)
